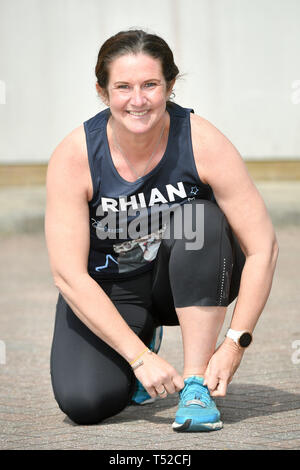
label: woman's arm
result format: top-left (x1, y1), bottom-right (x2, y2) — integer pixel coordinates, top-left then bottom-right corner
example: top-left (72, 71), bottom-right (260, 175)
top-left (45, 128), bottom-right (148, 362)
top-left (190, 114), bottom-right (279, 395)
top-left (45, 128), bottom-right (184, 397)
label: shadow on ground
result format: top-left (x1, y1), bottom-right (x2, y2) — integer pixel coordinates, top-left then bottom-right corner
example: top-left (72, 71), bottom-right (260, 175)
top-left (62, 383), bottom-right (300, 428)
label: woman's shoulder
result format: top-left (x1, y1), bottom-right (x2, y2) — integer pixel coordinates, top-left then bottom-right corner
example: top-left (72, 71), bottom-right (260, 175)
top-left (49, 125), bottom-right (89, 176)
top-left (53, 124), bottom-right (87, 158)
top-left (190, 112), bottom-right (240, 159)
top-left (48, 124), bottom-right (92, 200)
top-left (189, 112), bottom-right (243, 185)
top-left (190, 112), bottom-right (230, 150)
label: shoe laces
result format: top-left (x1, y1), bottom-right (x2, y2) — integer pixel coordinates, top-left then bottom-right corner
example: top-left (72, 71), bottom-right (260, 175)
top-left (180, 377), bottom-right (212, 407)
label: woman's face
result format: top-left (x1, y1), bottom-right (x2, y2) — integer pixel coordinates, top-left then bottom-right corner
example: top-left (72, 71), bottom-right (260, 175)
top-left (102, 53), bottom-right (173, 135)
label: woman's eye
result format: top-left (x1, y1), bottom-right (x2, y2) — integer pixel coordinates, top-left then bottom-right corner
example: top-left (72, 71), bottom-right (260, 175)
top-left (117, 84), bottom-right (129, 90)
top-left (144, 82), bottom-right (156, 88)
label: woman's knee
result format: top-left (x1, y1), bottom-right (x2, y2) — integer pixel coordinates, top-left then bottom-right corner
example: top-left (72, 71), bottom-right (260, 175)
top-left (55, 388), bottom-right (129, 425)
top-left (164, 198), bottom-right (232, 255)
top-left (162, 198), bottom-right (229, 249)
top-left (195, 199), bottom-right (230, 240)
top-left (166, 199), bottom-right (235, 307)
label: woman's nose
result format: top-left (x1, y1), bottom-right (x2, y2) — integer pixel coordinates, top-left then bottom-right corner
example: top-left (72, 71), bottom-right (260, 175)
top-left (130, 87), bottom-right (147, 106)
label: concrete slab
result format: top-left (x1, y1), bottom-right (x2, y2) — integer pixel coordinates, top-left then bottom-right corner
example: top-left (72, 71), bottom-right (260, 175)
top-left (0, 181), bottom-right (300, 450)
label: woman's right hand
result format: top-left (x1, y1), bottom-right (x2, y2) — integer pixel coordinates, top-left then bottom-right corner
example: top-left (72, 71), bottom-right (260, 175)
top-left (132, 351), bottom-right (185, 399)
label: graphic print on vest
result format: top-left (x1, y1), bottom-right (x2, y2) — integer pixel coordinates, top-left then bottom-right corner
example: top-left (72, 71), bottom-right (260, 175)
top-left (90, 181), bottom-right (202, 275)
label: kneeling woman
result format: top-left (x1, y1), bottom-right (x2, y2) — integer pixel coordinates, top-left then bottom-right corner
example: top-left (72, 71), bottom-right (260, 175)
top-left (45, 29), bottom-right (278, 431)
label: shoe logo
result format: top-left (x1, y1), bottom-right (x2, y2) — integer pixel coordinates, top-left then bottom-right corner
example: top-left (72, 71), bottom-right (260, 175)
top-left (186, 399), bottom-right (206, 407)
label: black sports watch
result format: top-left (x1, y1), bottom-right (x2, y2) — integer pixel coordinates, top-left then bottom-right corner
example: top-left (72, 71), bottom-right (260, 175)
top-left (226, 328), bottom-right (253, 348)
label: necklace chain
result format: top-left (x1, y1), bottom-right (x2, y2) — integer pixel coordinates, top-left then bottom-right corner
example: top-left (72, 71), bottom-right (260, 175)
top-left (112, 116), bottom-right (166, 180)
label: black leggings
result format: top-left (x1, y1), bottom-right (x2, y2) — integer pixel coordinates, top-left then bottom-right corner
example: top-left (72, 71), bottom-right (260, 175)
top-left (50, 199), bottom-right (245, 424)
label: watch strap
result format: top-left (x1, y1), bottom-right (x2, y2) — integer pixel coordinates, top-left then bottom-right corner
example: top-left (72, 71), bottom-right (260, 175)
top-left (226, 328), bottom-right (252, 347)
top-left (226, 328), bottom-right (244, 343)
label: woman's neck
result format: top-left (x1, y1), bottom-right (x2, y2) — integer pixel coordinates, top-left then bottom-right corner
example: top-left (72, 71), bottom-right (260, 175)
top-left (108, 111), bottom-right (169, 162)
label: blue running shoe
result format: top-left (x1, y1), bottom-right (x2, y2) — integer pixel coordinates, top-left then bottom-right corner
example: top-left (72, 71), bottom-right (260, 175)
top-left (131, 326), bottom-right (163, 406)
top-left (172, 376), bottom-right (223, 432)
top-left (130, 379), bottom-right (156, 405)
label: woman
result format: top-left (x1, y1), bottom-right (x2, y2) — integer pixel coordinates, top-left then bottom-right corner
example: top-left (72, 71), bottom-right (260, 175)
top-left (45, 29), bottom-right (278, 431)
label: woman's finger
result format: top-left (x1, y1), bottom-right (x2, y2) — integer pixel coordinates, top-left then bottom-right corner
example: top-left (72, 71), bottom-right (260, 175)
top-left (210, 379), bottom-right (227, 397)
top-left (173, 375), bottom-right (185, 392)
top-left (163, 379), bottom-right (176, 395)
top-left (147, 386), bottom-right (159, 398)
top-left (205, 375), bottom-right (219, 394)
top-left (156, 386), bottom-right (168, 398)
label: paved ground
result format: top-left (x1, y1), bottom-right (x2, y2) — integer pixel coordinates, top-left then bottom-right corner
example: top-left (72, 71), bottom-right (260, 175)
top-left (0, 181), bottom-right (300, 450)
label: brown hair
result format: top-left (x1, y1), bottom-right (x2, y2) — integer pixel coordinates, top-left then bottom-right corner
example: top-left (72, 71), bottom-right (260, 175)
top-left (95, 29), bottom-right (179, 96)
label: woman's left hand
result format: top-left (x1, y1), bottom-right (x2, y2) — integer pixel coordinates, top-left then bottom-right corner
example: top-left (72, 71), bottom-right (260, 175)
top-left (203, 338), bottom-right (245, 397)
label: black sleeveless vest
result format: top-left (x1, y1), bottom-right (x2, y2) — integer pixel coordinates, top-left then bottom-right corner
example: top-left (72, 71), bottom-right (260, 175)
top-left (84, 102), bottom-right (215, 280)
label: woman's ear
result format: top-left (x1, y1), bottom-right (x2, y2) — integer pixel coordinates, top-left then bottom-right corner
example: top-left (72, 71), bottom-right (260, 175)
top-left (96, 83), bottom-right (109, 106)
top-left (167, 79), bottom-right (176, 100)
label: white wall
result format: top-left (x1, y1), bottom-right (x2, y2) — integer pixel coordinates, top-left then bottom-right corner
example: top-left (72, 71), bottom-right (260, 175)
top-left (0, 0), bottom-right (299, 163)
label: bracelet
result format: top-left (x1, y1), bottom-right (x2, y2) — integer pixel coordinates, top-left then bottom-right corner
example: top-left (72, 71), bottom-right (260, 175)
top-left (129, 348), bottom-right (151, 366)
top-left (131, 359), bottom-right (144, 371)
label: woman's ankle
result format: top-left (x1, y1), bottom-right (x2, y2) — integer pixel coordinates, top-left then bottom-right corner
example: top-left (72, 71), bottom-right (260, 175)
top-left (183, 372), bottom-right (205, 380)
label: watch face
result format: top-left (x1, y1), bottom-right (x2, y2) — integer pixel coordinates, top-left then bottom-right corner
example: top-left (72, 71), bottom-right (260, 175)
top-left (239, 332), bottom-right (252, 347)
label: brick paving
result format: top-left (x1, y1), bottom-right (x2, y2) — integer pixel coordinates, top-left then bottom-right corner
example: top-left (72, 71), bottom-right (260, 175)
top-left (0, 182), bottom-right (300, 450)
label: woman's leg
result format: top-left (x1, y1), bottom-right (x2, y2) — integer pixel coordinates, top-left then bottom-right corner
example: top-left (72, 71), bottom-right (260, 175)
top-left (151, 198), bottom-right (245, 377)
top-left (151, 198), bottom-right (245, 431)
top-left (176, 306), bottom-right (226, 379)
top-left (50, 273), bottom-right (156, 425)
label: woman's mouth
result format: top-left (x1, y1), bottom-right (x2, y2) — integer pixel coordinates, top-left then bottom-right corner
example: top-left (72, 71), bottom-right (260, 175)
top-left (127, 110), bottom-right (148, 116)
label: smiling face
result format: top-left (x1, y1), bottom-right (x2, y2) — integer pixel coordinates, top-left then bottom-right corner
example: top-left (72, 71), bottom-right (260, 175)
top-left (98, 53), bottom-right (174, 136)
